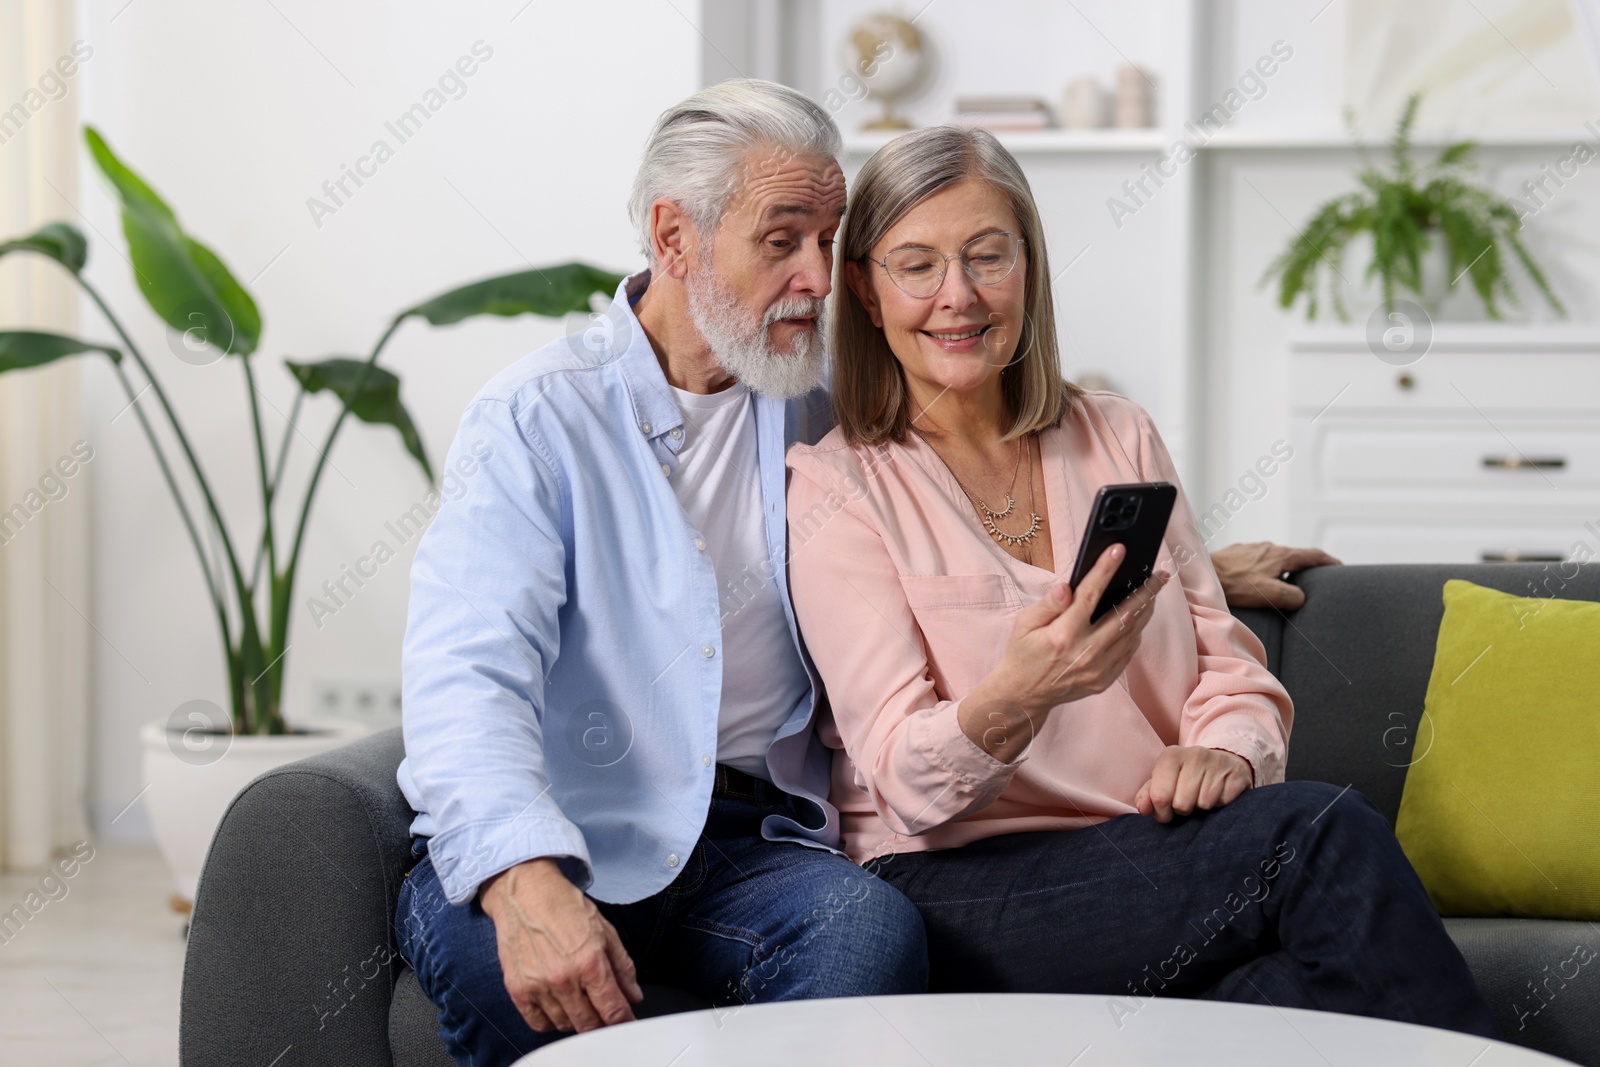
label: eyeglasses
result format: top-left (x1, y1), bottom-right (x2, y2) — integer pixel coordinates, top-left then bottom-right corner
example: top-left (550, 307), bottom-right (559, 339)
top-left (866, 231), bottom-right (1026, 298)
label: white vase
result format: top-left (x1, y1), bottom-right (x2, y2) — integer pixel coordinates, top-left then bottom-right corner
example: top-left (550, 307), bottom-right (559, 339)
top-left (139, 718), bottom-right (371, 906)
top-left (1342, 234), bottom-right (1489, 322)
top-left (1060, 77), bottom-right (1106, 129)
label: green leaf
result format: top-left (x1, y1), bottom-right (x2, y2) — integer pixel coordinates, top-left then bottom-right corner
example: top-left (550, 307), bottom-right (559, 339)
top-left (1257, 194), bottom-right (1365, 320)
top-left (1495, 205), bottom-right (1567, 317)
top-left (0, 222), bottom-right (88, 273)
top-left (286, 358), bottom-right (432, 482)
top-left (1392, 93), bottom-right (1421, 181)
top-left (84, 126), bottom-right (262, 357)
top-left (401, 263), bottom-right (626, 327)
top-left (0, 330), bottom-right (119, 373)
top-left (1434, 141), bottom-right (1477, 169)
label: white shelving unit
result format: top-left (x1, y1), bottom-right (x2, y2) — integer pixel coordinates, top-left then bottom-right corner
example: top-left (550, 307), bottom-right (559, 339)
top-left (700, 0), bottom-right (1600, 539)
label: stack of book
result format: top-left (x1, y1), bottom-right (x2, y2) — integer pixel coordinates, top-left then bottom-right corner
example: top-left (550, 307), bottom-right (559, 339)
top-left (953, 96), bottom-right (1055, 131)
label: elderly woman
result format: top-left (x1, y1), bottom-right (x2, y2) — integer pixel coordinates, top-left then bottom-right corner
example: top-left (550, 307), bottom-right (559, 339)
top-left (785, 125), bottom-right (1499, 1036)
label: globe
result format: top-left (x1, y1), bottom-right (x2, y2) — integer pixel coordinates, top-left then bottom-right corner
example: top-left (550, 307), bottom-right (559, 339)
top-left (841, 13), bottom-right (930, 130)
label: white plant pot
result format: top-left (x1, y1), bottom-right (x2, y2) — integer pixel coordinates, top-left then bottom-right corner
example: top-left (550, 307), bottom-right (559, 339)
top-left (1342, 234), bottom-right (1490, 322)
top-left (139, 718), bottom-right (371, 906)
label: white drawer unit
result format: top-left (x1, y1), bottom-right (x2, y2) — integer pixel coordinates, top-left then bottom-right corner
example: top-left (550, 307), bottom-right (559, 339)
top-left (1288, 326), bottom-right (1600, 564)
top-left (1311, 420), bottom-right (1600, 499)
top-left (1303, 517), bottom-right (1600, 565)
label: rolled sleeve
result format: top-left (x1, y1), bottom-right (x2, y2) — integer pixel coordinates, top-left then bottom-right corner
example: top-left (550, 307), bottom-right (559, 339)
top-left (427, 816), bottom-right (592, 907)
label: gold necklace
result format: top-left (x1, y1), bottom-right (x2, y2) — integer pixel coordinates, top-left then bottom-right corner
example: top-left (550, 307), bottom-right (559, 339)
top-left (919, 431), bottom-right (1042, 547)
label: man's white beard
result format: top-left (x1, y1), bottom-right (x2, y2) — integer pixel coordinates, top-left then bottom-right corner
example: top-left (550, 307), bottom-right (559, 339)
top-left (685, 258), bottom-right (827, 399)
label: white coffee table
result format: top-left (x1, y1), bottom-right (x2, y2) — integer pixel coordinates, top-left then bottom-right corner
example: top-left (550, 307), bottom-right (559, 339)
top-left (520, 993), bottom-right (1569, 1066)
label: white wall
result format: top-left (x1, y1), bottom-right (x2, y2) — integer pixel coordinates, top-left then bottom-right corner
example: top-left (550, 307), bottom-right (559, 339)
top-left (76, 0), bottom-right (702, 839)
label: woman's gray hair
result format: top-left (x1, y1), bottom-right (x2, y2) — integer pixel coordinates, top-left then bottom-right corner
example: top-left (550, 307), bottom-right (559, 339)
top-left (629, 79), bottom-right (842, 265)
top-left (832, 124), bottom-right (1081, 445)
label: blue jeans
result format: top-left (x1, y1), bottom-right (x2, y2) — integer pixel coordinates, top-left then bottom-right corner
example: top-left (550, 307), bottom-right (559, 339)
top-left (395, 784), bottom-right (928, 1066)
top-left (870, 780), bottom-right (1501, 1039)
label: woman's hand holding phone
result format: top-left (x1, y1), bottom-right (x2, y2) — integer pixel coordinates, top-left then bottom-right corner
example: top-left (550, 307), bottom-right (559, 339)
top-left (959, 543), bottom-right (1169, 763)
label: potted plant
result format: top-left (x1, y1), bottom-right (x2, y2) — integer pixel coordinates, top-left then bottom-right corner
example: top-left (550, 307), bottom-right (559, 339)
top-left (1260, 93), bottom-right (1565, 321)
top-left (0, 127), bottom-right (624, 906)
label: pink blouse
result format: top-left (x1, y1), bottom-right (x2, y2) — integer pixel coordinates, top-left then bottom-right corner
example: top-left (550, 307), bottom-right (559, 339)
top-left (785, 390), bottom-right (1293, 865)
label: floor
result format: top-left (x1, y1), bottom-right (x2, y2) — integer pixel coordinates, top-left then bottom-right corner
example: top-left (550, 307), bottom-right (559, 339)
top-left (0, 844), bottom-right (184, 1066)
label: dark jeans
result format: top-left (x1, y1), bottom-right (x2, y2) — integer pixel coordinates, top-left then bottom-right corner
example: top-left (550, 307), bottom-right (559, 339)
top-left (871, 779), bottom-right (1501, 1039)
top-left (395, 775), bottom-right (928, 1067)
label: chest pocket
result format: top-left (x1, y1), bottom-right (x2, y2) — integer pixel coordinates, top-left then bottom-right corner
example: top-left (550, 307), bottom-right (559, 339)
top-left (899, 572), bottom-right (1018, 612)
top-left (898, 573), bottom-right (1021, 698)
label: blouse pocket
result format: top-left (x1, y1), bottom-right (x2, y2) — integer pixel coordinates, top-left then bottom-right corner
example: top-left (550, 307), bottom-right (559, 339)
top-left (899, 572), bottom-right (1017, 612)
top-left (898, 573), bottom-right (1020, 698)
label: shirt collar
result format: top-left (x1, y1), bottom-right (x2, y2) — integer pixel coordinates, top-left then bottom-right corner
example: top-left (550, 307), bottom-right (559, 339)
top-left (612, 269), bottom-right (685, 441)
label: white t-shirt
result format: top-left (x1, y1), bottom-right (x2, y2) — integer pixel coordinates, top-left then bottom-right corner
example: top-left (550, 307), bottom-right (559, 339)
top-left (668, 381), bottom-right (810, 780)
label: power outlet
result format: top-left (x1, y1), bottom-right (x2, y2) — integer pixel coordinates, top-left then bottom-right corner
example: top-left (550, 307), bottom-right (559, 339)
top-left (310, 679), bottom-right (403, 727)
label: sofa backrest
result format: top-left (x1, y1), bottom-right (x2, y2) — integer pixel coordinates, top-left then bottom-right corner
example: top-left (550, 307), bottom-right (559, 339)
top-left (1230, 562), bottom-right (1600, 826)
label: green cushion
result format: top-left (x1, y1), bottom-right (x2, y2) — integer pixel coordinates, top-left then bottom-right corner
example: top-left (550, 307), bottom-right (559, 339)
top-left (1395, 578), bottom-right (1600, 919)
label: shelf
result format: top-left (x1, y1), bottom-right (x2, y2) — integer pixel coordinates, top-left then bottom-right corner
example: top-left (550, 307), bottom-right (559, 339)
top-left (1197, 129), bottom-right (1598, 150)
top-left (840, 127), bottom-right (1167, 155)
top-left (841, 127), bottom-right (1593, 157)
top-left (1287, 323), bottom-right (1600, 353)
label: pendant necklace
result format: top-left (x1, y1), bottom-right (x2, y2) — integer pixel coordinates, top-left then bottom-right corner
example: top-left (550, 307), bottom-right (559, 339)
top-left (921, 430), bottom-right (1042, 547)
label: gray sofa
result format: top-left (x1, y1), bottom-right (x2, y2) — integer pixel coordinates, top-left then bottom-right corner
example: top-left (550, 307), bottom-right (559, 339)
top-left (180, 562), bottom-right (1600, 1066)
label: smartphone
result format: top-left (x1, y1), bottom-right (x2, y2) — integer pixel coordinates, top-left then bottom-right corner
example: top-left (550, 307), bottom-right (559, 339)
top-left (1066, 482), bottom-right (1177, 624)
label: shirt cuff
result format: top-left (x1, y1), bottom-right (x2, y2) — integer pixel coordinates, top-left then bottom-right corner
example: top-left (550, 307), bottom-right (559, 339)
top-left (1192, 723), bottom-right (1273, 788)
top-left (427, 814), bottom-right (593, 906)
top-left (1206, 744), bottom-right (1259, 788)
top-left (909, 700), bottom-right (1026, 800)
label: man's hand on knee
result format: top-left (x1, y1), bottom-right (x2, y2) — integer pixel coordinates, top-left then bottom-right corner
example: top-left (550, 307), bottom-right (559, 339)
top-left (479, 858), bottom-right (644, 1034)
top-left (1134, 745), bottom-right (1254, 823)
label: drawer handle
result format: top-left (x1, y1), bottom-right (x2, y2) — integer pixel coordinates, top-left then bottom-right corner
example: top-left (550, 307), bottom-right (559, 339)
top-left (1481, 455), bottom-right (1566, 470)
top-left (1480, 551), bottom-right (1566, 562)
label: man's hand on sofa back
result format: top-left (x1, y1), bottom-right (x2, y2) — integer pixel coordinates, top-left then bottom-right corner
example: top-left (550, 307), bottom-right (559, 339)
top-left (1212, 542), bottom-right (1342, 610)
top-left (478, 858), bottom-right (645, 1034)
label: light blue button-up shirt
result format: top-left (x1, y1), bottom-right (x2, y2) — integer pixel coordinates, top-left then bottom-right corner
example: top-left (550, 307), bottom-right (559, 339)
top-left (398, 270), bottom-right (839, 906)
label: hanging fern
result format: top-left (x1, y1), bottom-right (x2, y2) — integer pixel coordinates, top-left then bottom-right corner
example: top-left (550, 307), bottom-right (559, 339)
top-left (1260, 93), bottom-right (1564, 321)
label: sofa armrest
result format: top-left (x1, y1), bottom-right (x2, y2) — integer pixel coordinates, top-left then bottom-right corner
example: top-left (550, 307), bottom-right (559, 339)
top-left (180, 726), bottom-right (414, 1067)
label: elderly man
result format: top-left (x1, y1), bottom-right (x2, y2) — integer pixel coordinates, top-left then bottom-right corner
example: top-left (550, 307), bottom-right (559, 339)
top-left (394, 80), bottom-right (927, 1065)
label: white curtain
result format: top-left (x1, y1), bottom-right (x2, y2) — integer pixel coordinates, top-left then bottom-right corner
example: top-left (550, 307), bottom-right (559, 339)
top-left (0, 0), bottom-right (92, 871)
top-left (1345, 0), bottom-right (1600, 130)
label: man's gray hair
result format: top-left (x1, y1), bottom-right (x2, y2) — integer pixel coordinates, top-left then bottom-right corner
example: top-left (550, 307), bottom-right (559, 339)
top-left (629, 78), bottom-right (841, 265)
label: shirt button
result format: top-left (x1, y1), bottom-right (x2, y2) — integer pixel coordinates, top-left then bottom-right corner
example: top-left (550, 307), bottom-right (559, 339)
top-left (701, 644), bottom-right (715, 659)
top-left (702, 754), bottom-right (712, 767)
top-left (640, 421), bottom-right (652, 435)
top-left (694, 537), bottom-right (707, 552)
top-left (666, 853), bottom-right (680, 867)
top-left (661, 463), bottom-right (671, 476)
top-left (670, 427), bottom-right (683, 440)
